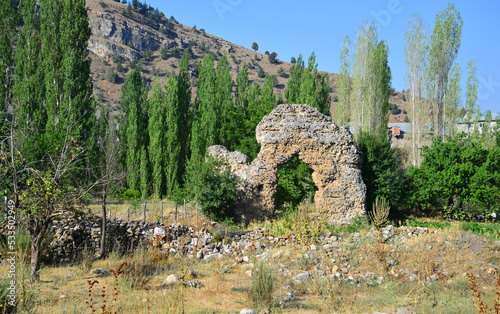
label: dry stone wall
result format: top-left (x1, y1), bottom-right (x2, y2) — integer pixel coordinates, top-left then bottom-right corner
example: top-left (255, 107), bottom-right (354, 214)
top-left (208, 104), bottom-right (366, 224)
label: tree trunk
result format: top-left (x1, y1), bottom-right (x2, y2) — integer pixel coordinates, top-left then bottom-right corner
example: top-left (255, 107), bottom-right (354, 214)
top-left (100, 189), bottom-right (107, 258)
top-left (30, 232), bottom-right (43, 281)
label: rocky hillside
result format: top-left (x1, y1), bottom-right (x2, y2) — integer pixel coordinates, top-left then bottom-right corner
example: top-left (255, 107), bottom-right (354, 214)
top-left (86, 0), bottom-right (409, 120)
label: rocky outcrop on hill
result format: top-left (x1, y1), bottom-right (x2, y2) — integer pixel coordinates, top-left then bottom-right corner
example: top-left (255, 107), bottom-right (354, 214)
top-left (208, 104), bottom-right (366, 224)
top-left (87, 9), bottom-right (169, 61)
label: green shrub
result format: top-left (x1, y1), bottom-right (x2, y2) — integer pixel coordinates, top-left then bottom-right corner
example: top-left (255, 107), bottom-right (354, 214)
top-left (407, 134), bottom-right (500, 217)
top-left (356, 131), bottom-right (403, 213)
top-left (122, 189), bottom-right (141, 201)
top-left (111, 55), bottom-right (121, 63)
top-left (184, 156), bottom-right (238, 222)
top-left (106, 68), bottom-right (118, 83)
top-left (277, 66), bottom-right (286, 77)
top-left (160, 48), bottom-right (168, 60)
top-left (116, 62), bottom-right (124, 73)
top-left (257, 67), bottom-right (265, 78)
top-left (327, 215), bottom-right (370, 234)
top-left (391, 108), bottom-right (401, 115)
top-left (142, 48), bottom-right (153, 61)
top-left (268, 52), bottom-right (277, 64)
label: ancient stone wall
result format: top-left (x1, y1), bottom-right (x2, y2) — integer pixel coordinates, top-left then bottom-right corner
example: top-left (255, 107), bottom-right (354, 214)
top-left (208, 104), bottom-right (366, 224)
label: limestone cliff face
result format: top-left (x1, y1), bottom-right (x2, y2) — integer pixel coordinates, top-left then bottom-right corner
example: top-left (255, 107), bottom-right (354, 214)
top-left (208, 104), bottom-right (367, 225)
top-left (87, 8), bottom-right (173, 61)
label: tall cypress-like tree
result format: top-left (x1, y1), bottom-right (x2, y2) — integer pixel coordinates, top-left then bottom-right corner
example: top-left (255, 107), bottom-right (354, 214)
top-left (351, 20), bottom-right (378, 135)
top-left (370, 41), bottom-right (391, 135)
top-left (164, 76), bottom-right (181, 196)
top-left (0, 0), bottom-right (17, 128)
top-left (350, 21), bottom-right (391, 136)
top-left (445, 62), bottom-right (462, 138)
top-left (190, 55), bottom-right (216, 162)
top-left (405, 13), bottom-right (429, 166)
top-left (41, 0), bottom-right (63, 147)
top-left (429, 3), bottom-right (462, 139)
top-left (236, 82), bottom-right (263, 159)
top-left (176, 50), bottom-right (191, 185)
top-left (298, 52), bottom-right (330, 115)
top-left (121, 67), bottom-right (148, 191)
top-left (13, 0), bottom-right (46, 144)
top-left (11, 0), bottom-right (95, 281)
top-left (235, 63), bottom-right (250, 109)
top-left (285, 54), bottom-right (304, 103)
top-left (466, 59), bottom-right (480, 138)
top-left (261, 75), bottom-right (276, 112)
top-left (335, 36), bottom-right (351, 127)
top-left (216, 55), bottom-right (234, 147)
top-left (148, 78), bottom-right (165, 199)
top-left (139, 146), bottom-right (149, 199)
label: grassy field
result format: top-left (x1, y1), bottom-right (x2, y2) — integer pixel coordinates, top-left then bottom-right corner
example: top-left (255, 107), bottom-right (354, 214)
top-left (2, 204), bottom-right (500, 313)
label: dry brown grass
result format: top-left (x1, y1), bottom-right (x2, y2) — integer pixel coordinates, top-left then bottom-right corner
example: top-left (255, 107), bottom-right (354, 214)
top-left (3, 204), bottom-right (500, 313)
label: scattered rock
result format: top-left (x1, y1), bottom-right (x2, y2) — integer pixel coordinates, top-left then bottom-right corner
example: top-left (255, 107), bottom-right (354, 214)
top-left (240, 309), bottom-right (256, 314)
top-left (184, 280), bottom-right (202, 288)
top-left (294, 271), bottom-right (312, 282)
top-left (89, 268), bottom-right (109, 278)
top-left (163, 274), bottom-right (179, 286)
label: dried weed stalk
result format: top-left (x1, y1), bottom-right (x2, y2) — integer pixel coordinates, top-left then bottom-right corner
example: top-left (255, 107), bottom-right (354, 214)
top-left (467, 272), bottom-right (500, 314)
top-left (86, 262), bottom-right (127, 314)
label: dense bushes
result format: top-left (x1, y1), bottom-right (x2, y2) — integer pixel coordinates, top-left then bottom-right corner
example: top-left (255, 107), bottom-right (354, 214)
top-left (356, 132), bottom-right (403, 213)
top-left (407, 133), bottom-right (500, 218)
top-left (184, 157), bottom-right (238, 221)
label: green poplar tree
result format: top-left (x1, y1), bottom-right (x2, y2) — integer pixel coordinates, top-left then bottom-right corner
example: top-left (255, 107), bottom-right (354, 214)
top-left (285, 54), bottom-right (304, 103)
top-left (216, 55), bottom-right (234, 147)
top-left (444, 62), bottom-right (462, 138)
top-left (10, 0), bottom-right (96, 281)
top-left (57, 0), bottom-right (94, 144)
top-left (164, 76), bottom-right (181, 196)
top-left (140, 146), bottom-right (149, 199)
top-left (350, 21), bottom-right (391, 136)
top-left (466, 59), bottom-right (480, 138)
top-left (121, 67), bottom-right (148, 191)
top-left (429, 3), bottom-right (462, 139)
top-left (405, 13), bottom-right (430, 166)
top-left (0, 0), bottom-right (17, 128)
top-left (13, 0), bottom-right (46, 142)
top-left (148, 78), bottom-right (165, 199)
top-left (351, 20), bottom-right (378, 134)
top-left (261, 75), bottom-right (276, 112)
top-left (298, 52), bottom-right (330, 115)
top-left (370, 41), bottom-right (391, 135)
top-left (235, 63), bottom-right (250, 109)
top-left (176, 50), bottom-right (191, 185)
top-left (335, 36), bottom-right (351, 127)
top-left (236, 82), bottom-right (263, 159)
top-left (190, 54), bottom-right (217, 161)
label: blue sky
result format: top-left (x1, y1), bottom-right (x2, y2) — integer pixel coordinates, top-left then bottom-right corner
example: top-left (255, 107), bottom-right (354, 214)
top-left (146, 0), bottom-right (499, 114)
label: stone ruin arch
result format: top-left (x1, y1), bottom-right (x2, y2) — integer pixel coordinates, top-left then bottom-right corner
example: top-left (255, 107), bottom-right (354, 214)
top-left (208, 104), bottom-right (366, 224)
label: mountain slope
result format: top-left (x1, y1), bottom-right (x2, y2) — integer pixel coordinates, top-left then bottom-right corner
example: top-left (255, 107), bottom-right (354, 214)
top-left (86, 0), bottom-right (409, 120)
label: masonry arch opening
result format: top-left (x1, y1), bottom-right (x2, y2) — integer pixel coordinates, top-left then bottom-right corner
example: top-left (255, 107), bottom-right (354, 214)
top-left (275, 155), bottom-right (318, 212)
